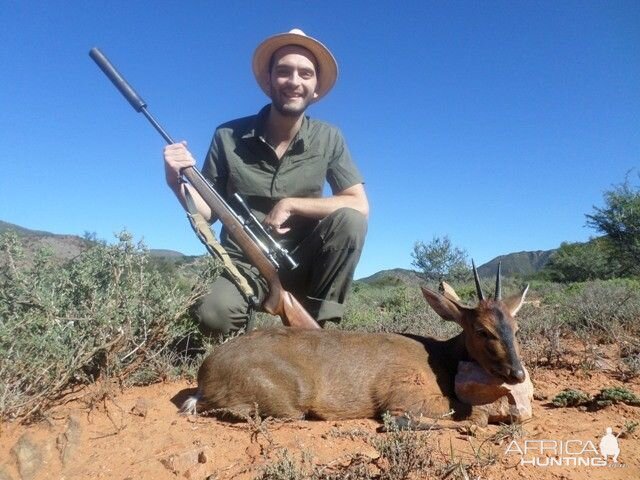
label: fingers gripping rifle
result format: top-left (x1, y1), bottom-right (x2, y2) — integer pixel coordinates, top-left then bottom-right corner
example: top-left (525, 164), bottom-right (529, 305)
top-left (89, 47), bottom-right (319, 330)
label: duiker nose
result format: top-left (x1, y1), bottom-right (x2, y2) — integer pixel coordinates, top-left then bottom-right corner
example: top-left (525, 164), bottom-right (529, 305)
top-left (509, 367), bottom-right (526, 384)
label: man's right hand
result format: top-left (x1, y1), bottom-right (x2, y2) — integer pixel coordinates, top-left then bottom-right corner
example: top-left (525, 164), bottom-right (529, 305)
top-left (164, 141), bottom-right (196, 190)
top-left (162, 141), bottom-right (214, 223)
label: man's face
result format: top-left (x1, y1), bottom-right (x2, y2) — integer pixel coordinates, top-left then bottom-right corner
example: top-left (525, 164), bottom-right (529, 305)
top-left (267, 45), bottom-right (319, 117)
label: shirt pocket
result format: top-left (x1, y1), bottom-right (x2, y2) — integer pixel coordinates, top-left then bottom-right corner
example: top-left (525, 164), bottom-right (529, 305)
top-left (280, 153), bottom-right (327, 198)
top-left (226, 144), bottom-right (275, 198)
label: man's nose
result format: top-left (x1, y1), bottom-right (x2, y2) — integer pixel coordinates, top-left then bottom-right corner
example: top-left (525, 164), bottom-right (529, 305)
top-left (285, 71), bottom-right (302, 85)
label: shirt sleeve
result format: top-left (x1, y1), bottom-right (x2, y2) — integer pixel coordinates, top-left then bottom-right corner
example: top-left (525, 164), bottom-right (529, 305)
top-left (326, 129), bottom-right (364, 193)
top-left (201, 129), bottom-right (228, 195)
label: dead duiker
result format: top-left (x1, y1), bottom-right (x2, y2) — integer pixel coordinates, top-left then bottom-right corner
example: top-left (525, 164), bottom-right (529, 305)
top-left (183, 267), bottom-right (528, 428)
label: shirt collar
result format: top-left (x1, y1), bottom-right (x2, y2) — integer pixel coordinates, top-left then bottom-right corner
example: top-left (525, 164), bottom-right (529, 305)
top-left (241, 104), bottom-right (309, 153)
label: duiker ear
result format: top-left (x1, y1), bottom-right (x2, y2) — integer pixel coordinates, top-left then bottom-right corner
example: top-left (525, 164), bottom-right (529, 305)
top-left (502, 284), bottom-right (530, 316)
top-left (421, 286), bottom-right (467, 324)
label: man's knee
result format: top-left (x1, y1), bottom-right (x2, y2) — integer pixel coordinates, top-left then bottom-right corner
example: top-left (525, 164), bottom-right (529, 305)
top-left (324, 207), bottom-right (368, 249)
top-left (191, 285), bottom-right (250, 337)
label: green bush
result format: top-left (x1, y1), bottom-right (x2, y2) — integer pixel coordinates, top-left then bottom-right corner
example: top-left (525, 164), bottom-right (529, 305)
top-left (411, 235), bottom-right (470, 283)
top-left (0, 231), bottom-right (215, 421)
top-left (343, 283), bottom-right (459, 338)
top-left (556, 279), bottom-right (640, 338)
top-left (592, 387), bottom-right (640, 408)
top-left (541, 238), bottom-right (620, 282)
top-left (586, 172), bottom-right (640, 277)
top-left (552, 389), bottom-right (591, 407)
top-left (372, 414), bottom-right (430, 480)
top-left (540, 172), bottom-right (640, 281)
top-left (551, 387), bottom-right (640, 410)
top-left (255, 450), bottom-right (305, 480)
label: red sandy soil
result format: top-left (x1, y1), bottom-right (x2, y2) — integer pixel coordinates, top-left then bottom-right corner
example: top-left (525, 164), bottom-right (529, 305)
top-left (1, 354), bottom-right (638, 479)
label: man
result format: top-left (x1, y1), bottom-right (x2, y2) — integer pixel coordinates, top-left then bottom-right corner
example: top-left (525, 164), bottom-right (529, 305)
top-left (164, 29), bottom-right (368, 336)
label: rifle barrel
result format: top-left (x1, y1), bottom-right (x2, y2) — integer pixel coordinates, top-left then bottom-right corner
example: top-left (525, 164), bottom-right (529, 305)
top-left (89, 48), bottom-right (147, 113)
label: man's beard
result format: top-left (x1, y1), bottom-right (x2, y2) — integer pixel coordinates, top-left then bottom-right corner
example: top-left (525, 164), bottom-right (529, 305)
top-left (272, 100), bottom-right (309, 117)
top-left (271, 91), bottom-right (313, 117)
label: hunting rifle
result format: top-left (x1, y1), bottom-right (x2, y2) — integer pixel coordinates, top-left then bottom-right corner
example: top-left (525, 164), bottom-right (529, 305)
top-left (89, 47), bottom-right (320, 329)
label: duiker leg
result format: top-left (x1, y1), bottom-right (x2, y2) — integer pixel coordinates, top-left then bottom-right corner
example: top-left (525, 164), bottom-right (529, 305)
top-left (383, 388), bottom-right (489, 431)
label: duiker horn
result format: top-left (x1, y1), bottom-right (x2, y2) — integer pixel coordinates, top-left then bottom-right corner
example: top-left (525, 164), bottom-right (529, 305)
top-left (472, 259), bottom-right (484, 301)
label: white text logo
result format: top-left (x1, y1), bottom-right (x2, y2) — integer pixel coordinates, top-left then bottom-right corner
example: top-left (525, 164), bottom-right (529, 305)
top-left (505, 427), bottom-right (623, 467)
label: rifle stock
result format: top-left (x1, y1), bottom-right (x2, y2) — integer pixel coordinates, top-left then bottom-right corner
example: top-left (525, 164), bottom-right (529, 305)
top-left (89, 47), bottom-right (320, 330)
top-left (281, 291), bottom-right (318, 328)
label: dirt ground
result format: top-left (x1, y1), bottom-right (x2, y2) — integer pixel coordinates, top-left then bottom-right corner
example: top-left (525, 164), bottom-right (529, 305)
top-left (1, 352), bottom-right (639, 480)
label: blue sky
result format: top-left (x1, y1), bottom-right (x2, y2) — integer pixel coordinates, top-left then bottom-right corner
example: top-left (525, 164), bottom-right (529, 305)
top-left (1, 1), bottom-right (638, 278)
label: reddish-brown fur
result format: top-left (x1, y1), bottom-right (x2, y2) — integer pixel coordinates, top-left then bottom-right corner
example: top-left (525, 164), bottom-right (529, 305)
top-left (183, 285), bottom-right (528, 427)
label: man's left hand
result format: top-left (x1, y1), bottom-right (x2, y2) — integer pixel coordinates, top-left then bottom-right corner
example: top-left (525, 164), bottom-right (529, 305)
top-left (264, 199), bottom-right (293, 235)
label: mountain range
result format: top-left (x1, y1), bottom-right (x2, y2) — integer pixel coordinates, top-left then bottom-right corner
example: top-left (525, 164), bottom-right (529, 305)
top-left (0, 220), bottom-right (555, 280)
top-left (0, 220), bottom-right (187, 264)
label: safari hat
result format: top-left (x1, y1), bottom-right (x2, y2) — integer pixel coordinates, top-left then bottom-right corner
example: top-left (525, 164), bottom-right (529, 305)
top-left (252, 28), bottom-right (338, 100)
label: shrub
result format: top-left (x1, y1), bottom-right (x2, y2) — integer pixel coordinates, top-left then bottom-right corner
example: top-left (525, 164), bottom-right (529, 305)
top-left (592, 387), bottom-right (640, 409)
top-left (586, 172), bottom-right (640, 277)
top-left (372, 414), bottom-right (431, 480)
top-left (556, 279), bottom-right (640, 339)
top-left (551, 389), bottom-right (591, 407)
top-left (620, 342), bottom-right (640, 380)
top-left (515, 301), bottom-right (569, 368)
top-left (542, 239), bottom-right (619, 282)
top-left (343, 283), bottom-right (460, 338)
top-left (255, 450), bottom-right (305, 480)
top-left (411, 235), bottom-right (470, 283)
top-left (0, 231), bottom-right (215, 421)
top-left (551, 387), bottom-right (640, 410)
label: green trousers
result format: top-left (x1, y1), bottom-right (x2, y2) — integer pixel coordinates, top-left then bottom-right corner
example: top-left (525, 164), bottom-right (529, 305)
top-left (192, 208), bottom-right (367, 336)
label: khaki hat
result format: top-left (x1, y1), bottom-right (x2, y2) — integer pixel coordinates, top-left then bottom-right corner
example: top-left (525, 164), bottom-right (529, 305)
top-left (252, 28), bottom-right (338, 100)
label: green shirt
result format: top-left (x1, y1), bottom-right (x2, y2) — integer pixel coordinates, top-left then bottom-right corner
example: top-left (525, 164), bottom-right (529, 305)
top-left (202, 105), bottom-right (363, 252)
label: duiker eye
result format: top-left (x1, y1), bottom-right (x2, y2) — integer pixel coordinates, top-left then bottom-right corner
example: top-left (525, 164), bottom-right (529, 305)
top-left (475, 329), bottom-right (493, 340)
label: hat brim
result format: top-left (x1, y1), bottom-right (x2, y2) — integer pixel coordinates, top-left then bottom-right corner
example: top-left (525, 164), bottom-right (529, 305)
top-left (252, 32), bottom-right (338, 101)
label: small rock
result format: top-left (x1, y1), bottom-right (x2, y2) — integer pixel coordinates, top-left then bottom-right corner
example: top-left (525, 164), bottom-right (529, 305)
top-left (0, 466), bottom-right (15, 480)
top-left (455, 362), bottom-right (511, 404)
top-left (533, 392), bottom-right (548, 401)
top-left (131, 397), bottom-right (150, 417)
top-left (198, 451), bottom-right (208, 464)
top-left (455, 361), bottom-right (534, 423)
top-left (10, 434), bottom-right (43, 480)
top-left (57, 415), bottom-right (82, 466)
top-left (160, 451), bottom-right (200, 474)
